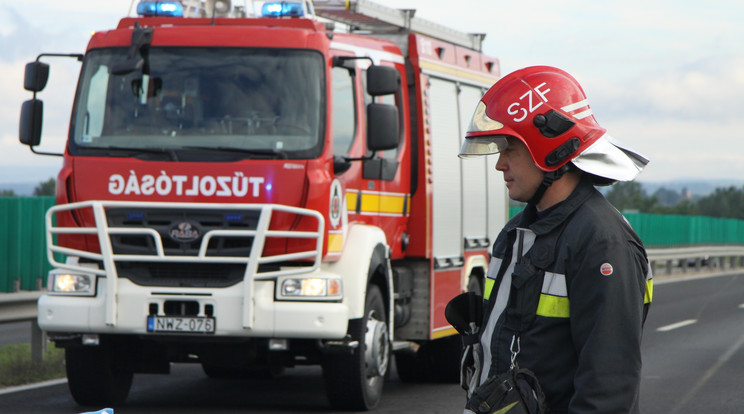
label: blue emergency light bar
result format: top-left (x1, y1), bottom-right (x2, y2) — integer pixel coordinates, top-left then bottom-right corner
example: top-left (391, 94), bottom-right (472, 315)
top-left (261, 2), bottom-right (305, 18)
top-left (137, 1), bottom-right (184, 17)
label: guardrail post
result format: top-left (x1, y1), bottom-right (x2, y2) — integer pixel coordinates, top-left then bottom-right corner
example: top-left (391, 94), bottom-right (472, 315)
top-left (31, 322), bottom-right (47, 362)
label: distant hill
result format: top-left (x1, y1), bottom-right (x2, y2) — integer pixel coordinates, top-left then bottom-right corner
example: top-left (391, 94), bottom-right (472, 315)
top-left (639, 179), bottom-right (744, 197)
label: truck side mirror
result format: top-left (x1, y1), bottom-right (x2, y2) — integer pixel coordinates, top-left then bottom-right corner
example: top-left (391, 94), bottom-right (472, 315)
top-left (19, 99), bottom-right (44, 146)
top-left (24, 61), bottom-right (50, 92)
top-left (367, 103), bottom-right (399, 151)
top-left (366, 65), bottom-right (400, 96)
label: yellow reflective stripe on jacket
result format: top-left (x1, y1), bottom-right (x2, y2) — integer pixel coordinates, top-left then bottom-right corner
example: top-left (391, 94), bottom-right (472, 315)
top-left (536, 272), bottom-right (570, 318)
top-left (484, 277), bottom-right (495, 300)
top-left (644, 278), bottom-right (653, 304)
top-left (484, 258), bottom-right (502, 300)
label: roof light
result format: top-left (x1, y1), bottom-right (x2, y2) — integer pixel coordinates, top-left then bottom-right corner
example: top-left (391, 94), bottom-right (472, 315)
top-left (137, 1), bottom-right (184, 17)
top-left (261, 1), bottom-right (304, 18)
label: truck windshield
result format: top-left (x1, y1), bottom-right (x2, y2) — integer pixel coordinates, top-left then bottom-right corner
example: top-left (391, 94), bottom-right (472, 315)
top-left (70, 47), bottom-right (324, 160)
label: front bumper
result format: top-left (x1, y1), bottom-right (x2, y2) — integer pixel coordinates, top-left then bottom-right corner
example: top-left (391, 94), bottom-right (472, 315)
top-left (41, 201), bottom-right (349, 339)
top-left (39, 277), bottom-right (349, 338)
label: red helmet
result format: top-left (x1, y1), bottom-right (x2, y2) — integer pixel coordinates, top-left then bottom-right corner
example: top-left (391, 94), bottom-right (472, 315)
top-left (460, 66), bottom-right (647, 182)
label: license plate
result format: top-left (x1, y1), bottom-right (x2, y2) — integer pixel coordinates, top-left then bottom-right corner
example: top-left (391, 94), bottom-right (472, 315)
top-left (147, 316), bottom-right (216, 334)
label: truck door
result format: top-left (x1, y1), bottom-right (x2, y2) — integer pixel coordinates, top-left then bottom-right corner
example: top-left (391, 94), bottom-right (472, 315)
top-left (328, 62), bottom-right (361, 256)
top-left (362, 63), bottom-right (410, 256)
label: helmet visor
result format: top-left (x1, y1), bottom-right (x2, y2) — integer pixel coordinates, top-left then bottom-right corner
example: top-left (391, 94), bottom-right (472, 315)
top-left (458, 136), bottom-right (509, 159)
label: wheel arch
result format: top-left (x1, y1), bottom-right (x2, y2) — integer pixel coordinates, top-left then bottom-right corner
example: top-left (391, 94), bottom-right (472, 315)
top-left (463, 253), bottom-right (488, 293)
top-left (323, 224), bottom-right (393, 321)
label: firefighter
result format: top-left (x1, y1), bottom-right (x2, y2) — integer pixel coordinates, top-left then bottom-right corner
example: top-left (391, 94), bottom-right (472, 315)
top-left (458, 66), bottom-right (653, 413)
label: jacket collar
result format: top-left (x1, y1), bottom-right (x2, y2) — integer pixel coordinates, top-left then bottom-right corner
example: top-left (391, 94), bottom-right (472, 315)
top-left (507, 174), bottom-right (597, 236)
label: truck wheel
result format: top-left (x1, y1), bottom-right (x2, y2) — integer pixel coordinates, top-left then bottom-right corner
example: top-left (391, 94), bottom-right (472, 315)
top-left (394, 349), bottom-right (427, 382)
top-left (396, 275), bottom-right (482, 383)
top-left (323, 284), bottom-right (390, 410)
top-left (65, 345), bottom-right (133, 406)
top-left (394, 336), bottom-right (460, 383)
top-left (424, 275), bottom-right (484, 382)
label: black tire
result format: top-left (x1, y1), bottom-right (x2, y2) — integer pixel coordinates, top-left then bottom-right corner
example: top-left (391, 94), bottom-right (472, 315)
top-left (394, 335), bottom-right (461, 383)
top-left (65, 345), bottom-right (133, 406)
top-left (396, 275), bottom-right (483, 384)
top-left (423, 335), bottom-right (461, 382)
top-left (394, 350), bottom-right (427, 382)
top-left (323, 285), bottom-right (390, 410)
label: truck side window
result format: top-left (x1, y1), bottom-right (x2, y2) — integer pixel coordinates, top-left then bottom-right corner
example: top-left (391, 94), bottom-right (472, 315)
top-left (81, 66), bottom-right (109, 141)
top-left (332, 67), bottom-right (356, 155)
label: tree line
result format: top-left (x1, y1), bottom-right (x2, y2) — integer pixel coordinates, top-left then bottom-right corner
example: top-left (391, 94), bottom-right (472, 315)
top-left (0, 178), bottom-right (55, 197)
top-left (606, 181), bottom-right (744, 220)
top-left (4, 178), bottom-right (744, 221)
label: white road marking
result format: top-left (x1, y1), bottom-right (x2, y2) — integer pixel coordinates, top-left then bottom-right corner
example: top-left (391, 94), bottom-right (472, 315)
top-left (670, 333), bottom-right (744, 412)
top-left (0, 378), bottom-right (67, 396)
top-left (657, 319), bottom-right (697, 332)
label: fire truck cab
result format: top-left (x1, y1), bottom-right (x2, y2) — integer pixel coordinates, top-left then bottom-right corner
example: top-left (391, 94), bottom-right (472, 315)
top-left (19, 0), bottom-right (506, 410)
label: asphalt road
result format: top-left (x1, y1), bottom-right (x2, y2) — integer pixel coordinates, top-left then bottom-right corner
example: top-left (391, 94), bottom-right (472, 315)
top-left (3, 272), bottom-right (744, 413)
top-left (640, 272), bottom-right (744, 413)
top-left (0, 359), bottom-right (465, 413)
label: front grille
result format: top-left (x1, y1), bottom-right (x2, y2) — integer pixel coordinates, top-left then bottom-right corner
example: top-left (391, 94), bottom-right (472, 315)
top-left (47, 201), bottom-right (324, 291)
top-left (106, 208), bottom-right (260, 257)
top-left (116, 262), bottom-right (246, 287)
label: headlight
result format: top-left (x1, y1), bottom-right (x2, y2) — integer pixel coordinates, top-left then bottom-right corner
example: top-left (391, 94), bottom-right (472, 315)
top-left (50, 272), bottom-right (96, 296)
top-left (279, 277), bottom-right (341, 299)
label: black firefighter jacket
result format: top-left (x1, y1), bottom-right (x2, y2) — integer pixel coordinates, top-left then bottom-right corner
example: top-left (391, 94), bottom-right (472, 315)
top-left (479, 176), bottom-right (653, 413)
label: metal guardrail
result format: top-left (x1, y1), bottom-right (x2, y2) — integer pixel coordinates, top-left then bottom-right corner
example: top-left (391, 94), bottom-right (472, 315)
top-left (0, 291), bottom-right (46, 361)
top-left (647, 245), bottom-right (744, 262)
top-left (647, 245), bottom-right (744, 275)
top-left (0, 291), bottom-right (41, 323)
top-left (3, 245), bottom-right (744, 362)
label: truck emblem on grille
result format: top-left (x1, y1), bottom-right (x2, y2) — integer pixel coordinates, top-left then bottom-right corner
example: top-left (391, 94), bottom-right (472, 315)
top-left (169, 222), bottom-right (200, 242)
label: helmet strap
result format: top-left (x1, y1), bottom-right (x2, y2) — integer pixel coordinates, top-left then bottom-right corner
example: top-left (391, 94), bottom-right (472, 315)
top-left (527, 165), bottom-right (570, 206)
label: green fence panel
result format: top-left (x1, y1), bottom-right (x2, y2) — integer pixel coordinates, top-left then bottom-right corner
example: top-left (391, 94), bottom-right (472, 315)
top-left (0, 196), bottom-right (55, 292)
top-left (624, 212), bottom-right (744, 247)
top-left (510, 207), bottom-right (744, 249)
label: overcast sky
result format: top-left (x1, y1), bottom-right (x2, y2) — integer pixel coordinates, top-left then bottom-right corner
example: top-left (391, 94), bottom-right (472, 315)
top-left (1, 0), bottom-right (742, 185)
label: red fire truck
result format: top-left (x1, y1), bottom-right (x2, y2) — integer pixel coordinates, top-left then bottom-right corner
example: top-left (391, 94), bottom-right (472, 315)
top-left (19, 0), bottom-right (506, 409)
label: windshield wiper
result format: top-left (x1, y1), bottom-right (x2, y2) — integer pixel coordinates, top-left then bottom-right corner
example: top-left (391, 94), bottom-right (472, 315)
top-left (182, 146), bottom-right (287, 159)
top-left (104, 146), bottom-right (179, 161)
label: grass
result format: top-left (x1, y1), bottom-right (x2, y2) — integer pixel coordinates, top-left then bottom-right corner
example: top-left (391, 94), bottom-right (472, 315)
top-left (0, 343), bottom-right (66, 388)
